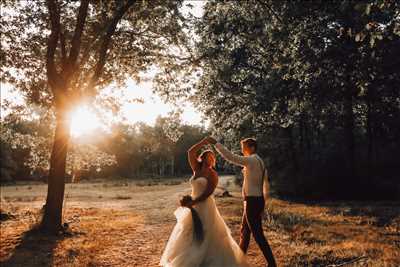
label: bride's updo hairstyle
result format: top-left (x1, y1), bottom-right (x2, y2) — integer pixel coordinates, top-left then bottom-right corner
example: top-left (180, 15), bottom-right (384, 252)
top-left (198, 149), bottom-right (213, 161)
top-left (197, 150), bottom-right (215, 167)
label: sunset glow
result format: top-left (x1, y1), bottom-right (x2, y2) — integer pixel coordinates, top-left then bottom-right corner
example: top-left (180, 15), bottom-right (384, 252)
top-left (70, 105), bottom-right (102, 137)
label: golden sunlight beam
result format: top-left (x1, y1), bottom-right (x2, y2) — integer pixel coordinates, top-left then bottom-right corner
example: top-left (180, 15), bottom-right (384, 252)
top-left (69, 105), bottom-right (101, 137)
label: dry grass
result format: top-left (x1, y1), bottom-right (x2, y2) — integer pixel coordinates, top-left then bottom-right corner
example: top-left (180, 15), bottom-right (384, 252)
top-left (1, 176), bottom-right (399, 266)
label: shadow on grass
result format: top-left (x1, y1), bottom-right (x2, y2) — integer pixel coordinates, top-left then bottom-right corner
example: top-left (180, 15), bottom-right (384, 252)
top-left (265, 209), bottom-right (329, 232)
top-left (324, 201), bottom-right (400, 227)
top-left (287, 253), bottom-right (368, 267)
top-left (1, 227), bottom-right (69, 267)
top-left (276, 197), bottom-right (400, 227)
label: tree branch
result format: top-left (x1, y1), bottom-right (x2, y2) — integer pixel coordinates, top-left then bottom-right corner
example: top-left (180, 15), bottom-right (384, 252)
top-left (86, 0), bottom-right (137, 94)
top-left (59, 28), bottom-right (67, 63)
top-left (254, 0), bottom-right (284, 24)
top-left (327, 256), bottom-right (368, 267)
top-left (67, 0), bottom-right (90, 69)
top-left (46, 0), bottom-right (61, 88)
top-left (79, 24), bottom-right (149, 69)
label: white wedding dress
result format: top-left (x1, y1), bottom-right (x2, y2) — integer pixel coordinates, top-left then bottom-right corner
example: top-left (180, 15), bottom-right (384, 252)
top-left (160, 177), bottom-right (250, 267)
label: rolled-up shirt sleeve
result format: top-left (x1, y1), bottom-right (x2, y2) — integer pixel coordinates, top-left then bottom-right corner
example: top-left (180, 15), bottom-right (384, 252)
top-left (215, 143), bottom-right (251, 167)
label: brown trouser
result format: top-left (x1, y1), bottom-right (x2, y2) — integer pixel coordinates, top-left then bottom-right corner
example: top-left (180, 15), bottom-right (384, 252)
top-left (239, 196), bottom-right (277, 267)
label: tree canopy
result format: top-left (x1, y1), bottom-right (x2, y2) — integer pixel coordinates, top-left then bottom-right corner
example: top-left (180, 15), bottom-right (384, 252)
top-left (154, 0), bottom-right (400, 199)
top-left (1, 0), bottom-right (190, 107)
top-left (1, 0), bottom-right (194, 232)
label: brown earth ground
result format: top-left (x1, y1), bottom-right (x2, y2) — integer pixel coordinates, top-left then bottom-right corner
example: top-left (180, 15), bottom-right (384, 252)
top-left (1, 176), bottom-right (399, 267)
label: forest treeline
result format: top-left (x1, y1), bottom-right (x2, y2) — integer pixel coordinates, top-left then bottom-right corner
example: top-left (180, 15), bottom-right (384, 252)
top-left (0, 110), bottom-right (214, 182)
top-left (189, 1), bottom-right (400, 200)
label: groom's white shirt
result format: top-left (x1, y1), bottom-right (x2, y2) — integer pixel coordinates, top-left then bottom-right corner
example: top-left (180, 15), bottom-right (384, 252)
top-left (215, 143), bottom-right (269, 198)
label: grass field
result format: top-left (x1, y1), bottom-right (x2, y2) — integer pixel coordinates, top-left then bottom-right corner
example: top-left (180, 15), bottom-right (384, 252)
top-left (1, 176), bottom-right (399, 267)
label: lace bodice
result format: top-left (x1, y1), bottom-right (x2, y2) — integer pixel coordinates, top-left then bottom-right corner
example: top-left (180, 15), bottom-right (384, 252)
top-left (190, 176), bottom-right (208, 199)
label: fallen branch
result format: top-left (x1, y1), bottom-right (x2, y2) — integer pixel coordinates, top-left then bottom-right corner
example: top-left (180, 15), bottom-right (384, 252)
top-left (327, 255), bottom-right (368, 267)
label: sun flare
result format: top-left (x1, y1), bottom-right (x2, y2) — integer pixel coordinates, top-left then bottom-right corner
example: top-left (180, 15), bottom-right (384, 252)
top-left (70, 106), bottom-right (102, 137)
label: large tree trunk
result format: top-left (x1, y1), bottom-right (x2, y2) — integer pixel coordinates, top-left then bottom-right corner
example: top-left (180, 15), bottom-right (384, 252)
top-left (40, 108), bottom-right (70, 233)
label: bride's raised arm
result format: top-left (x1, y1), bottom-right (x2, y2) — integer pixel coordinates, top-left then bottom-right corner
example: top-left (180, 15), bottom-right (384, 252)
top-left (188, 138), bottom-right (208, 173)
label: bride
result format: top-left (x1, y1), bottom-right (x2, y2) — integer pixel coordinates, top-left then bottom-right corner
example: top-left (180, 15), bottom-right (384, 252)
top-left (160, 138), bottom-right (250, 267)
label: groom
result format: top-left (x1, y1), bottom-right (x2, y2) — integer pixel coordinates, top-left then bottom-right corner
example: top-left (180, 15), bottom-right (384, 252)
top-left (205, 137), bottom-right (277, 267)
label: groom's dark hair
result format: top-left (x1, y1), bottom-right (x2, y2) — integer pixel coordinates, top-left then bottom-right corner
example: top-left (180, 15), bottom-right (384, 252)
top-left (241, 138), bottom-right (257, 151)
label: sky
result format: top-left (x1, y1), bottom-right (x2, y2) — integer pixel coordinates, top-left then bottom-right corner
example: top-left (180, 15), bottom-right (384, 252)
top-left (0, 1), bottom-right (207, 131)
top-left (105, 77), bottom-right (205, 126)
top-left (117, 1), bottom-right (206, 126)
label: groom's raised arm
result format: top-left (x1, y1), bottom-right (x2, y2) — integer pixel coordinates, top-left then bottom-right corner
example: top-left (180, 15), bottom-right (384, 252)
top-left (205, 137), bottom-right (250, 167)
top-left (214, 143), bottom-right (251, 167)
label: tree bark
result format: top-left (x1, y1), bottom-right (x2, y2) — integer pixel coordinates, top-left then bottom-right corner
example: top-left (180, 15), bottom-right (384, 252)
top-left (40, 108), bottom-right (70, 233)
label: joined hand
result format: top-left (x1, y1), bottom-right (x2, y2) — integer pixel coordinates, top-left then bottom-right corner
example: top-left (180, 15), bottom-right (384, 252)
top-left (180, 195), bottom-right (194, 207)
top-left (204, 136), bottom-right (217, 145)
